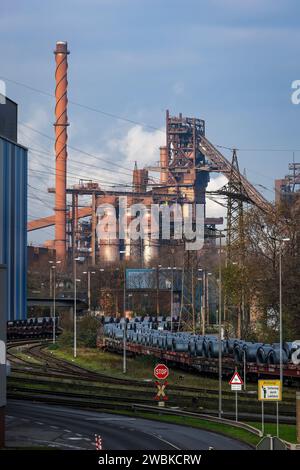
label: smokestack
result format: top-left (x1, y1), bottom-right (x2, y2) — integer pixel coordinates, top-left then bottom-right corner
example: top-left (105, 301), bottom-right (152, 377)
top-left (132, 162), bottom-right (148, 193)
top-left (54, 41), bottom-right (69, 262)
top-left (160, 146), bottom-right (168, 183)
top-left (132, 161), bottom-right (139, 192)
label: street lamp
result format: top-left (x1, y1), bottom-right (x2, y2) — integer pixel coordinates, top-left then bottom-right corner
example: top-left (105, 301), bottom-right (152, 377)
top-left (197, 268), bottom-right (205, 334)
top-left (48, 260), bottom-right (61, 344)
top-left (268, 235), bottom-right (290, 437)
top-left (156, 264), bottom-right (162, 317)
top-left (207, 227), bottom-right (227, 419)
top-left (167, 266), bottom-right (177, 332)
top-left (98, 268), bottom-right (104, 315)
top-left (269, 235), bottom-right (290, 388)
top-left (120, 250), bottom-right (127, 373)
top-left (278, 238), bottom-right (290, 387)
top-left (83, 270), bottom-right (96, 315)
top-left (73, 257), bottom-right (81, 358)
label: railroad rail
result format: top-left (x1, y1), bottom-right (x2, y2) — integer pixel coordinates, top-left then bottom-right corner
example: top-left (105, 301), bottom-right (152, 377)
top-left (101, 337), bottom-right (300, 384)
top-left (6, 340), bottom-right (297, 423)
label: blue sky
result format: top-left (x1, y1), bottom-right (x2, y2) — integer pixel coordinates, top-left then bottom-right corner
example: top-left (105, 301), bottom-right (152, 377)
top-left (1, 0), bottom-right (300, 243)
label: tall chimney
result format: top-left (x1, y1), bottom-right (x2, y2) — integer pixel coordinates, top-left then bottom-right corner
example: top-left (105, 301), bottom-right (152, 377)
top-left (54, 41), bottom-right (69, 262)
top-left (160, 146), bottom-right (168, 184)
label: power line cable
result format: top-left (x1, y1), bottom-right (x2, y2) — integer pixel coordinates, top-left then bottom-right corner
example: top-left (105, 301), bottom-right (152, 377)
top-left (4, 75), bottom-right (299, 154)
top-left (1, 76), bottom-right (163, 132)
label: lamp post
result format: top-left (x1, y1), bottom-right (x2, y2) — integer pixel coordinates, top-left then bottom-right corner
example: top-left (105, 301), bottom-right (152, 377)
top-left (207, 228), bottom-right (226, 418)
top-left (73, 257), bottom-right (81, 358)
top-left (99, 268), bottom-right (104, 316)
top-left (167, 266), bottom-right (176, 332)
top-left (267, 235), bottom-right (290, 436)
top-left (207, 271), bottom-right (212, 324)
top-left (49, 262), bottom-right (53, 330)
top-left (217, 230), bottom-right (224, 419)
top-left (156, 264), bottom-right (162, 318)
top-left (197, 268), bottom-right (203, 333)
top-left (49, 260), bottom-right (61, 344)
top-left (120, 250), bottom-right (127, 373)
top-left (278, 238), bottom-right (290, 387)
top-left (269, 235), bottom-right (290, 389)
top-left (83, 270), bottom-right (96, 315)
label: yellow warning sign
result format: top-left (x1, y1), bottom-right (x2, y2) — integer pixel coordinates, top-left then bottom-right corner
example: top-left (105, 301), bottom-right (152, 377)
top-left (258, 380), bottom-right (282, 401)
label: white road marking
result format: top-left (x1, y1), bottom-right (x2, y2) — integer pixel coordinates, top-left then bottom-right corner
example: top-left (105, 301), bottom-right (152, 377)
top-left (148, 433), bottom-right (181, 450)
top-left (85, 417), bottom-right (136, 421)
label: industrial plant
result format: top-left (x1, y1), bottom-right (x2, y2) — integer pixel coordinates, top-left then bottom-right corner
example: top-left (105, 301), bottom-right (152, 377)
top-left (28, 42), bottom-right (273, 268)
top-left (1, 0), bottom-right (300, 457)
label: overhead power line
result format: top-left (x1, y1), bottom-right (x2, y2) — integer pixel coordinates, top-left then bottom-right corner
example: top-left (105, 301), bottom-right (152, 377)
top-left (19, 122), bottom-right (136, 175)
top-left (1, 76), bottom-right (162, 132)
top-left (4, 75), bottom-right (299, 154)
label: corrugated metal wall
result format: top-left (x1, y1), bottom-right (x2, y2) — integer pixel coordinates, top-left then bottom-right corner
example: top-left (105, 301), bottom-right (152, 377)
top-left (0, 136), bottom-right (27, 320)
top-left (0, 264), bottom-right (7, 408)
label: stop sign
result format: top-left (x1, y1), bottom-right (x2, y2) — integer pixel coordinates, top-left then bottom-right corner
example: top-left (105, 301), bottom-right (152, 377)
top-left (154, 363), bottom-right (169, 380)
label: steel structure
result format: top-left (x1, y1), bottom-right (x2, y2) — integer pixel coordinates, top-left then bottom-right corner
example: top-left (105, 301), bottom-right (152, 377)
top-left (223, 149), bottom-right (247, 261)
top-left (198, 137), bottom-right (271, 212)
top-left (275, 160), bottom-right (300, 204)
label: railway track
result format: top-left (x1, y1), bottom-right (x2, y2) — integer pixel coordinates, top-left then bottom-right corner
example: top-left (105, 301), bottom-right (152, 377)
top-left (6, 341), bottom-right (292, 395)
top-left (7, 339), bottom-right (297, 422)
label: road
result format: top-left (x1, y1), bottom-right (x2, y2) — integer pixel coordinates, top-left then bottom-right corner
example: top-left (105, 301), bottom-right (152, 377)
top-left (5, 400), bottom-right (252, 450)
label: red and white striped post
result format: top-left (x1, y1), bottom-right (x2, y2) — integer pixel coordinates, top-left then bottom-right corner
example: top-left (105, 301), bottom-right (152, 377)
top-left (95, 434), bottom-right (103, 450)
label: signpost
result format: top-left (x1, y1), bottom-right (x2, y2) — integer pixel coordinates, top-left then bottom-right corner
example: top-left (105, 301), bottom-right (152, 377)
top-left (154, 363), bottom-right (169, 381)
top-left (154, 364), bottom-right (169, 406)
top-left (155, 381), bottom-right (168, 404)
top-left (258, 379), bottom-right (282, 437)
top-left (229, 371), bottom-right (243, 422)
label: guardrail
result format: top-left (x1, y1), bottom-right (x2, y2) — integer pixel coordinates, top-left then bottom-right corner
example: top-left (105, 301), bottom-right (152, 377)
top-left (132, 404), bottom-right (263, 437)
top-left (283, 441), bottom-right (300, 450)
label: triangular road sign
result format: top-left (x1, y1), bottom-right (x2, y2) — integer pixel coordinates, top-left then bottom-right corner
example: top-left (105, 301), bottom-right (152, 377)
top-left (229, 371), bottom-right (243, 385)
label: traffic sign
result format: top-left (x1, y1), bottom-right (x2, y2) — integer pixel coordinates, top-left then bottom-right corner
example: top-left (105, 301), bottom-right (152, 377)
top-left (258, 380), bottom-right (282, 401)
top-left (229, 371), bottom-right (243, 391)
top-left (154, 363), bottom-right (169, 380)
top-left (155, 381), bottom-right (168, 401)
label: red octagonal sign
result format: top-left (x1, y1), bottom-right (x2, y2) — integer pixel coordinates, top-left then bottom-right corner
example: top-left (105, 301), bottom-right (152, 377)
top-left (154, 363), bottom-right (169, 380)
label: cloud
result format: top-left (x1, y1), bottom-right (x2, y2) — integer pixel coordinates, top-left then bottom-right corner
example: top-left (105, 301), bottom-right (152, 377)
top-left (109, 124), bottom-right (165, 169)
top-left (206, 174), bottom-right (228, 222)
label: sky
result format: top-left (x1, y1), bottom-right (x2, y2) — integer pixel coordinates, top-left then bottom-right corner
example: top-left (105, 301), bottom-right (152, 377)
top-left (1, 0), bottom-right (300, 244)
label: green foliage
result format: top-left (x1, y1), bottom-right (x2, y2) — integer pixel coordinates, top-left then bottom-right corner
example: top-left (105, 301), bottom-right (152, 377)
top-left (57, 329), bottom-right (73, 348)
top-left (58, 316), bottom-right (100, 349)
top-left (77, 316), bottom-right (100, 348)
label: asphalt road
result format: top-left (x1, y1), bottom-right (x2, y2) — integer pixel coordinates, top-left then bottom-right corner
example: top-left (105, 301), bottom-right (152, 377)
top-left (5, 400), bottom-right (252, 450)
